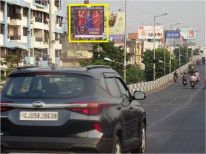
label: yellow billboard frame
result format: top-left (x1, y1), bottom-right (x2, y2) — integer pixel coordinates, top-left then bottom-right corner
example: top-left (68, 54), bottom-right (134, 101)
top-left (68, 4), bottom-right (109, 43)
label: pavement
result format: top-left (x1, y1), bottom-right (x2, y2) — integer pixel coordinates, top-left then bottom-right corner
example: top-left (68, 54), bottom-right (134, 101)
top-left (139, 63), bottom-right (205, 153)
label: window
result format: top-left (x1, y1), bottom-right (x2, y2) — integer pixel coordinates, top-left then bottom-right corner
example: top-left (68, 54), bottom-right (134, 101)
top-left (23, 8), bottom-right (28, 17)
top-left (116, 78), bottom-right (130, 97)
top-left (0, 1), bottom-right (4, 11)
top-left (0, 24), bottom-right (4, 34)
top-left (3, 75), bottom-right (94, 98)
top-left (105, 78), bottom-right (121, 97)
top-left (23, 27), bottom-right (28, 36)
top-left (55, 33), bottom-right (59, 41)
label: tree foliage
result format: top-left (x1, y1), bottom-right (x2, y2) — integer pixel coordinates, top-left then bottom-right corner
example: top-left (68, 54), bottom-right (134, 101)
top-left (0, 54), bottom-right (18, 81)
top-left (173, 46), bottom-right (192, 66)
top-left (142, 49), bottom-right (178, 81)
top-left (79, 42), bottom-right (145, 84)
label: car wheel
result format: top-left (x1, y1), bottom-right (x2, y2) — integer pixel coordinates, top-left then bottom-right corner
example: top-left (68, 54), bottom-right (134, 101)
top-left (132, 123), bottom-right (146, 153)
top-left (112, 135), bottom-right (122, 154)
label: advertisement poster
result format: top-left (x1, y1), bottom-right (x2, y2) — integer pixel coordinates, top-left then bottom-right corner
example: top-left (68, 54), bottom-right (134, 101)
top-left (104, 12), bottom-right (125, 34)
top-left (165, 31), bottom-right (180, 39)
top-left (103, 34), bottom-right (125, 47)
top-left (74, 8), bottom-right (104, 38)
top-left (180, 28), bottom-right (196, 39)
top-left (138, 26), bottom-right (164, 39)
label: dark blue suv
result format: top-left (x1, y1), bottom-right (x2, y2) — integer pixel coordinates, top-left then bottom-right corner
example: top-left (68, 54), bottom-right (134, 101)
top-left (1, 65), bottom-right (146, 153)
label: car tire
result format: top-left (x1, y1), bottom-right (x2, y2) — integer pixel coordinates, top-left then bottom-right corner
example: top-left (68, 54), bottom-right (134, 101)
top-left (132, 123), bottom-right (146, 153)
top-left (112, 135), bottom-right (122, 154)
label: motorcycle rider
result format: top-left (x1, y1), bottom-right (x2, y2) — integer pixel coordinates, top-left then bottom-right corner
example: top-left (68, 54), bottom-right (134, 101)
top-left (190, 73), bottom-right (197, 84)
top-left (194, 70), bottom-right (200, 82)
top-left (174, 71), bottom-right (178, 79)
top-left (182, 72), bottom-right (188, 84)
top-left (197, 58), bottom-right (200, 65)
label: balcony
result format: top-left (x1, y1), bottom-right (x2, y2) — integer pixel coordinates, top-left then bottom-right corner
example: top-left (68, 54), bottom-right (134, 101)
top-left (34, 36), bottom-right (44, 48)
top-left (34, 0), bottom-right (48, 7)
top-left (10, 13), bottom-right (22, 25)
top-left (0, 34), bottom-right (3, 46)
top-left (10, 13), bottom-right (22, 20)
top-left (0, 11), bottom-right (3, 22)
top-left (10, 35), bottom-right (21, 40)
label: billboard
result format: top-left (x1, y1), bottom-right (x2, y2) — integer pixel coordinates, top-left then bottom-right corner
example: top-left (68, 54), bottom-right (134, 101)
top-left (180, 28), bottom-right (196, 39)
top-left (105, 12), bottom-right (125, 34)
top-left (128, 33), bottom-right (138, 40)
top-left (165, 31), bottom-right (180, 39)
top-left (103, 34), bottom-right (125, 47)
top-left (74, 8), bottom-right (104, 38)
top-left (138, 26), bottom-right (163, 39)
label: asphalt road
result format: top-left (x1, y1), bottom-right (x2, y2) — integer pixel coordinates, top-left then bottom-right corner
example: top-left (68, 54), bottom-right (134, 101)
top-left (139, 63), bottom-right (205, 153)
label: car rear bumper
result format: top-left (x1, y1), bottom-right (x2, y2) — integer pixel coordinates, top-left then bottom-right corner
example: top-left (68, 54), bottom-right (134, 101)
top-left (1, 136), bottom-right (113, 153)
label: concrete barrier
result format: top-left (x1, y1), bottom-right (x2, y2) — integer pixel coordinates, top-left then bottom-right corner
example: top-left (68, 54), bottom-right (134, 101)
top-left (128, 56), bottom-right (201, 94)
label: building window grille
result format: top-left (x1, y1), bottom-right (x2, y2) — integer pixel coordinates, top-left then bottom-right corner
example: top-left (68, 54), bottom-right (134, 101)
top-left (0, 24), bottom-right (4, 34)
top-left (23, 8), bottom-right (28, 17)
top-left (23, 27), bottom-right (28, 36)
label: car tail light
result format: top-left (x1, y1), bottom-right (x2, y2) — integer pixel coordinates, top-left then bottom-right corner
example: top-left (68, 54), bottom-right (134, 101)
top-left (66, 102), bottom-right (108, 115)
top-left (94, 122), bottom-right (102, 132)
top-left (0, 101), bottom-right (13, 112)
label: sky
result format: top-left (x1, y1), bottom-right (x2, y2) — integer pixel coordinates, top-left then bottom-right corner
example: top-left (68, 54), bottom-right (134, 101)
top-left (62, 0), bottom-right (205, 47)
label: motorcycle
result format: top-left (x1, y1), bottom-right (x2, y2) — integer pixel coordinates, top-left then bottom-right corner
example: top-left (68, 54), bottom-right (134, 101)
top-left (190, 80), bottom-right (196, 88)
top-left (197, 60), bottom-right (200, 65)
top-left (182, 79), bottom-right (187, 86)
top-left (173, 76), bottom-right (178, 82)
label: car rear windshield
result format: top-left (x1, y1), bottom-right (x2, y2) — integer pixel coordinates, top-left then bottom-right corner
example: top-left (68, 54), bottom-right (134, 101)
top-left (2, 74), bottom-right (94, 98)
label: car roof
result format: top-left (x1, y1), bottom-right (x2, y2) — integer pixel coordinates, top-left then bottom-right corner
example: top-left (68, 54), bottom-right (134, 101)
top-left (10, 65), bottom-right (119, 80)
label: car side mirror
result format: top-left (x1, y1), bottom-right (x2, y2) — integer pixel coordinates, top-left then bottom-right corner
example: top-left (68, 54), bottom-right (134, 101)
top-left (134, 91), bottom-right (146, 100)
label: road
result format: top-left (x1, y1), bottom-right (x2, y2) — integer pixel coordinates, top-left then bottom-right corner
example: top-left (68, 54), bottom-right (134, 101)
top-left (140, 64), bottom-right (205, 153)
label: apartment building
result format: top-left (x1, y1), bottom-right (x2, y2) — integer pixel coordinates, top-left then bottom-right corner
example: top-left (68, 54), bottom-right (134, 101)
top-left (126, 40), bottom-right (142, 66)
top-left (0, 0), bottom-right (64, 66)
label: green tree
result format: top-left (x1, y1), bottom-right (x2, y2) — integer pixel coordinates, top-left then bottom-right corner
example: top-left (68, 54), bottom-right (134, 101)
top-left (142, 49), bottom-right (178, 81)
top-left (0, 54), bottom-right (18, 81)
top-left (174, 46), bottom-right (192, 66)
top-left (79, 42), bottom-right (145, 84)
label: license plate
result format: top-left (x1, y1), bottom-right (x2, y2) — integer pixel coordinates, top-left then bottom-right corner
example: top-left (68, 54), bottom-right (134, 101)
top-left (20, 111), bottom-right (58, 121)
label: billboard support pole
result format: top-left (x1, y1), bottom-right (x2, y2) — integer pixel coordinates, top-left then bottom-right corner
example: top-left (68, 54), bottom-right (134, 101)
top-left (153, 16), bottom-right (156, 81)
top-left (123, 0), bottom-right (127, 83)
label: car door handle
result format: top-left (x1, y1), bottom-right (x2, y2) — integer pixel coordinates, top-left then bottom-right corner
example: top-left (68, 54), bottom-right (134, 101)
top-left (116, 105), bottom-right (121, 110)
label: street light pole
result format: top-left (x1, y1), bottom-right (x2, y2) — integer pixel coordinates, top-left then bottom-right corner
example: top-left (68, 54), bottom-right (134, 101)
top-left (153, 13), bottom-right (168, 80)
top-left (123, 0), bottom-right (127, 82)
top-left (153, 16), bottom-right (156, 81)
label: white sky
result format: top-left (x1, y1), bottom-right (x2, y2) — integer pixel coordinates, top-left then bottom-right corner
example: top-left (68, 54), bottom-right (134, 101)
top-left (62, 0), bottom-right (205, 46)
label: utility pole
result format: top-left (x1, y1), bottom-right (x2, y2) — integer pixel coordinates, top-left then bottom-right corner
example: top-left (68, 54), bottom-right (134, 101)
top-left (179, 44), bottom-right (181, 67)
top-left (49, 0), bottom-right (54, 66)
top-left (123, 0), bottom-right (127, 83)
top-left (153, 16), bottom-right (156, 81)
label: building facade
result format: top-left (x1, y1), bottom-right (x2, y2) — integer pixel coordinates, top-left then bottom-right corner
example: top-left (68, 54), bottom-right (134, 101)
top-left (0, 0), bottom-right (64, 66)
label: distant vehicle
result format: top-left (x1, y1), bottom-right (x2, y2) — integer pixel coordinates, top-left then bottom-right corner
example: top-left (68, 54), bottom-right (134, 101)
top-left (1, 65), bottom-right (147, 153)
top-left (182, 79), bottom-right (187, 86)
top-left (190, 80), bottom-right (196, 89)
top-left (188, 64), bottom-right (196, 74)
top-left (204, 78), bottom-right (206, 89)
top-left (202, 57), bottom-right (205, 64)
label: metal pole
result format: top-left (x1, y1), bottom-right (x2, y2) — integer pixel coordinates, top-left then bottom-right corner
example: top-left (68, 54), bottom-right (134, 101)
top-left (123, 0), bottom-right (127, 82)
top-left (179, 44), bottom-right (181, 67)
top-left (187, 30), bottom-right (188, 62)
top-left (169, 47), bottom-right (171, 73)
top-left (164, 45), bottom-right (166, 75)
top-left (49, 0), bottom-right (54, 66)
top-left (153, 16), bottom-right (156, 80)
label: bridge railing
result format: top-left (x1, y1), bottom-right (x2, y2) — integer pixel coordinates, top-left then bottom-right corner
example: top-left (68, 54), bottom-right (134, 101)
top-left (128, 55), bottom-right (201, 94)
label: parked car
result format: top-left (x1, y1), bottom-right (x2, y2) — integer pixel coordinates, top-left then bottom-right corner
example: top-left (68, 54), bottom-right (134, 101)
top-left (1, 65), bottom-right (147, 153)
